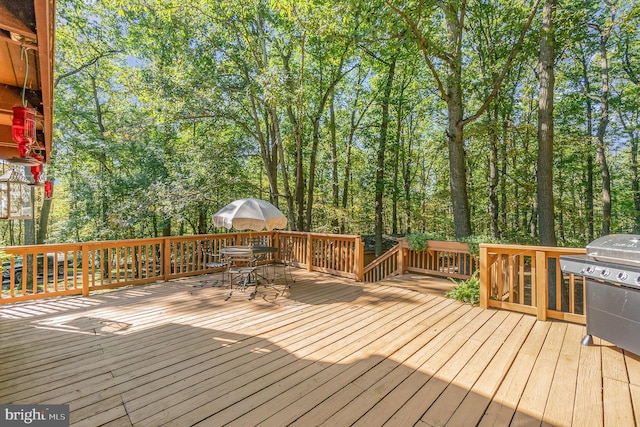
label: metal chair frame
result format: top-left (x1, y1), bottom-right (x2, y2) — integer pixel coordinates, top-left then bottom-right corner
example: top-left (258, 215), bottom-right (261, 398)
top-left (224, 246), bottom-right (258, 300)
top-left (201, 240), bottom-right (228, 285)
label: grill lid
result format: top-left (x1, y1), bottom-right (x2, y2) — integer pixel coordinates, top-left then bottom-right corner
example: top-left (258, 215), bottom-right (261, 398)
top-left (586, 234), bottom-right (640, 266)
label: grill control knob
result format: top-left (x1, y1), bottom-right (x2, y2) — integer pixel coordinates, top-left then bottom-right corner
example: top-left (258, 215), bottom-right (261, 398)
top-left (618, 272), bottom-right (628, 281)
top-left (601, 269), bottom-right (610, 277)
top-left (586, 266), bottom-right (596, 274)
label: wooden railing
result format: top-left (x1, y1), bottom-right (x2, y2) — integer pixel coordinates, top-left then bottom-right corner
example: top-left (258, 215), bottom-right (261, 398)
top-left (404, 239), bottom-right (478, 279)
top-left (479, 244), bottom-right (587, 324)
top-left (0, 231), bottom-right (363, 304)
top-left (363, 245), bottom-right (401, 282)
top-left (363, 239), bottom-right (478, 282)
top-left (0, 234), bottom-right (590, 326)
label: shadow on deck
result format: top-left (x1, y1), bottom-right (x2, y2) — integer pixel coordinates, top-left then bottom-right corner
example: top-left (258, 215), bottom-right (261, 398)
top-left (0, 269), bottom-right (637, 426)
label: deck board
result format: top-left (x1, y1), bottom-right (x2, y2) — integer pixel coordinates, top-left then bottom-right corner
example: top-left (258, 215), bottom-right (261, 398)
top-left (572, 337), bottom-right (604, 426)
top-left (1, 271), bottom-right (639, 426)
top-left (542, 322), bottom-right (583, 426)
top-left (512, 321), bottom-right (567, 425)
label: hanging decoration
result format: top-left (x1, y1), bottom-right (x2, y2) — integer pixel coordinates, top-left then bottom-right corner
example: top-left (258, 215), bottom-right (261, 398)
top-left (29, 154), bottom-right (44, 184)
top-left (0, 169), bottom-right (33, 220)
top-left (12, 106), bottom-right (36, 157)
top-left (11, 47), bottom-right (37, 159)
top-left (44, 180), bottom-right (53, 199)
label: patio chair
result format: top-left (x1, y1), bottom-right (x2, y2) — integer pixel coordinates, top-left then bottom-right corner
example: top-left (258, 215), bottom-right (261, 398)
top-left (224, 246), bottom-right (258, 300)
top-left (273, 244), bottom-right (295, 287)
top-left (201, 241), bottom-right (228, 284)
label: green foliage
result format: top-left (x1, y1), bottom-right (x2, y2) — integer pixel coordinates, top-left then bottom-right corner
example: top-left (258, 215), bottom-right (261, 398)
top-left (406, 232), bottom-right (449, 251)
top-left (406, 233), bottom-right (506, 257)
top-left (458, 235), bottom-right (507, 257)
top-left (6, 0), bottom-right (634, 248)
top-left (0, 250), bottom-right (10, 276)
top-left (446, 271), bottom-right (480, 305)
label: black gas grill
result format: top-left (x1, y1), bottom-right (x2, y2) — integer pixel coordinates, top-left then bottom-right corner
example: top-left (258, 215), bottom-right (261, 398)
top-left (560, 234), bottom-right (640, 356)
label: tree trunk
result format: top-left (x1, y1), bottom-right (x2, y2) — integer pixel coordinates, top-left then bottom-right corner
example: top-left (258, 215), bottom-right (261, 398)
top-left (249, 17), bottom-right (280, 207)
top-left (392, 81), bottom-right (406, 236)
top-left (447, 92), bottom-right (472, 239)
top-left (536, 0), bottom-right (557, 247)
top-left (341, 127), bottom-right (353, 234)
top-left (500, 128), bottom-right (507, 234)
top-left (305, 120), bottom-right (321, 231)
top-left (281, 40), bottom-right (306, 231)
top-left (487, 106), bottom-right (500, 239)
top-left (265, 109), bottom-right (279, 203)
top-left (23, 166), bottom-right (36, 246)
top-left (304, 58), bottom-right (348, 232)
top-left (292, 105), bottom-right (305, 231)
top-left (401, 128), bottom-right (413, 234)
top-left (329, 91), bottom-right (340, 233)
top-left (375, 56), bottom-right (396, 256)
top-left (632, 133), bottom-right (640, 232)
top-left (586, 154), bottom-right (594, 239)
top-left (197, 208), bottom-right (207, 234)
top-left (273, 113), bottom-right (295, 230)
top-left (596, 34), bottom-right (611, 236)
top-left (444, 2), bottom-right (472, 239)
top-left (37, 194), bottom-right (52, 244)
top-left (580, 50), bottom-right (595, 242)
top-left (341, 68), bottom-right (372, 233)
top-left (162, 222), bottom-right (171, 237)
top-left (557, 165), bottom-right (566, 245)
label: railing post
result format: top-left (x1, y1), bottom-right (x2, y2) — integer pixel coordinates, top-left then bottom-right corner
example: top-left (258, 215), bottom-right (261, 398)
top-left (536, 250), bottom-right (548, 321)
top-left (355, 236), bottom-right (364, 282)
top-left (479, 244), bottom-right (489, 309)
top-left (82, 243), bottom-right (89, 297)
top-left (398, 238), bottom-right (407, 275)
top-left (307, 233), bottom-right (313, 272)
top-left (273, 231), bottom-right (281, 262)
top-left (163, 237), bottom-right (171, 282)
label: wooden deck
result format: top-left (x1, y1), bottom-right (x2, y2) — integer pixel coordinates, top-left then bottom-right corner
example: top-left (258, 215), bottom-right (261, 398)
top-left (1, 270), bottom-right (639, 426)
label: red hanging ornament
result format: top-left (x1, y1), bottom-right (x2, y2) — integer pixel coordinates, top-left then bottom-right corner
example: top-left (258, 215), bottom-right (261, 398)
top-left (30, 164), bottom-right (43, 183)
top-left (12, 106), bottom-right (36, 157)
top-left (29, 154), bottom-right (44, 183)
top-left (44, 180), bottom-right (53, 199)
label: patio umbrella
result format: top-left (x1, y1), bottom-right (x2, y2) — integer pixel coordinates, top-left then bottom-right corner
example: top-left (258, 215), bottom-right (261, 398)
top-left (213, 198), bottom-right (287, 232)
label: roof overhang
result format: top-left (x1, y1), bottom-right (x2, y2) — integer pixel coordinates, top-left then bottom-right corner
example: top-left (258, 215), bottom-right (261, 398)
top-left (0, 0), bottom-right (55, 163)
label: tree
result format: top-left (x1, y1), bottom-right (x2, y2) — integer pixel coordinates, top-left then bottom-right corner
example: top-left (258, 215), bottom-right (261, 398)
top-left (386, 0), bottom-right (541, 238)
top-left (537, 0), bottom-right (558, 246)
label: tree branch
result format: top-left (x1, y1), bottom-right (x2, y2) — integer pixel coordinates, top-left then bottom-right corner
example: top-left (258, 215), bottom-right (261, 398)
top-left (384, 0), bottom-right (449, 102)
top-left (461, 0), bottom-right (542, 126)
top-left (54, 50), bottom-right (120, 88)
top-left (622, 35), bottom-right (640, 85)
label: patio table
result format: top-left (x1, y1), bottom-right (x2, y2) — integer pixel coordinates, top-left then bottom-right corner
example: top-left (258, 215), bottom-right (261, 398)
top-left (219, 245), bottom-right (280, 299)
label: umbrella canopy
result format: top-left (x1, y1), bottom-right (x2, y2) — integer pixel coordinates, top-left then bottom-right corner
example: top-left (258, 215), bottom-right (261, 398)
top-left (213, 198), bottom-right (288, 231)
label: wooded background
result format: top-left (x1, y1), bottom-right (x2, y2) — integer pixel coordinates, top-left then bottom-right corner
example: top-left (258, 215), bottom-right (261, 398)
top-left (1, 0), bottom-right (638, 253)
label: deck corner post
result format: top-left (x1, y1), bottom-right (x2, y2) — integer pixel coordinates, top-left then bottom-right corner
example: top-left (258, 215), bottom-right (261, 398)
top-left (398, 238), bottom-right (407, 275)
top-left (356, 236), bottom-right (364, 282)
top-left (273, 231), bottom-right (281, 263)
top-left (479, 244), bottom-right (489, 309)
top-left (535, 250), bottom-right (548, 321)
top-left (81, 243), bottom-right (89, 297)
top-left (307, 233), bottom-right (313, 272)
top-left (163, 237), bottom-right (171, 282)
